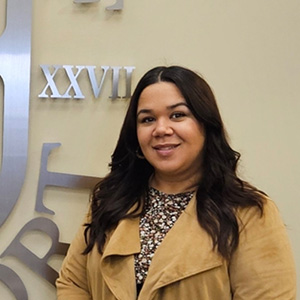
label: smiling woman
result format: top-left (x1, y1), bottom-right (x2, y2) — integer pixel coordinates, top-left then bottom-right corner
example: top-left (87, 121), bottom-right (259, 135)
top-left (56, 66), bottom-right (296, 300)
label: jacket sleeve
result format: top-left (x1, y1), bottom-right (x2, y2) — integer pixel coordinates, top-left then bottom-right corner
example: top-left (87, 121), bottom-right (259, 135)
top-left (229, 198), bottom-right (296, 300)
top-left (56, 214), bottom-right (92, 300)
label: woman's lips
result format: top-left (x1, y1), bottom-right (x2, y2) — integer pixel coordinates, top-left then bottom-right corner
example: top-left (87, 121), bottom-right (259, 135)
top-left (152, 144), bottom-right (179, 156)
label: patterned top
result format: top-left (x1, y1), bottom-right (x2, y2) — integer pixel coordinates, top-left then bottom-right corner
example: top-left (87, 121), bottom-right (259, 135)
top-left (134, 187), bottom-right (194, 285)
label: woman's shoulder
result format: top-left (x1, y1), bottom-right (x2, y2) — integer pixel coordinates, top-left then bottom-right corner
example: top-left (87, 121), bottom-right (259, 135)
top-left (236, 194), bottom-right (287, 240)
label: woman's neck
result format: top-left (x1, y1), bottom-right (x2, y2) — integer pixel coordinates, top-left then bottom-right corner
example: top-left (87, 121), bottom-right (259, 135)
top-left (149, 173), bottom-right (200, 194)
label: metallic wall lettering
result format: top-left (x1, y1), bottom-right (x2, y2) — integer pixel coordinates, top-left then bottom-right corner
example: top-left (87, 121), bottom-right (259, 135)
top-left (86, 65), bottom-right (110, 98)
top-left (0, 0), bottom-right (32, 226)
top-left (36, 143), bottom-right (101, 215)
top-left (61, 65), bottom-right (86, 99)
top-left (111, 66), bottom-right (122, 99)
top-left (0, 217), bottom-right (69, 286)
top-left (106, 0), bottom-right (124, 11)
top-left (0, 265), bottom-right (28, 300)
top-left (39, 65), bottom-right (135, 100)
top-left (38, 65), bottom-right (63, 99)
top-left (124, 66), bottom-right (135, 99)
top-left (110, 66), bottom-right (135, 99)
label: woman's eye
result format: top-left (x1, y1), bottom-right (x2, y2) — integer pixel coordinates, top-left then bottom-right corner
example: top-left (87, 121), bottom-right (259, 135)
top-left (140, 116), bottom-right (155, 123)
top-left (171, 112), bottom-right (186, 119)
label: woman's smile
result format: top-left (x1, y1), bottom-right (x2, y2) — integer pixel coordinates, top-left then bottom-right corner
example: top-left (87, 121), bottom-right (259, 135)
top-left (152, 143), bottom-right (180, 156)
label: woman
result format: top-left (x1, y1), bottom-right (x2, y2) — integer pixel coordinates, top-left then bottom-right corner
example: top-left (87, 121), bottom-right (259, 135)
top-left (56, 66), bottom-right (296, 299)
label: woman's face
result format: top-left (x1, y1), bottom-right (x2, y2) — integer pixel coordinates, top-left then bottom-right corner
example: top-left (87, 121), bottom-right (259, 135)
top-left (136, 82), bottom-right (205, 182)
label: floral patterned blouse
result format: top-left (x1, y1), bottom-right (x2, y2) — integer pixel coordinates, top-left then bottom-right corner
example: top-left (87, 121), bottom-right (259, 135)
top-left (134, 187), bottom-right (194, 287)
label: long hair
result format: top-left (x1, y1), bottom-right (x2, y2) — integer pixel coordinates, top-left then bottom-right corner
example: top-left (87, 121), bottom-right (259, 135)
top-left (83, 66), bottom-right (264, 259)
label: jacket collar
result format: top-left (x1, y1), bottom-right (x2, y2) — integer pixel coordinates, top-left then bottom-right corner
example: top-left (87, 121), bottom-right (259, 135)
top-left (100, 195), bottom-right (224, 300)
top-left (100, 215), bottom-right (140, 300)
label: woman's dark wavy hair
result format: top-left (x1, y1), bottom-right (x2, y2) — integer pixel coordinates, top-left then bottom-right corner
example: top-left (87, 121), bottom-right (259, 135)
top-left (83, 66), bottom-right (264, 260)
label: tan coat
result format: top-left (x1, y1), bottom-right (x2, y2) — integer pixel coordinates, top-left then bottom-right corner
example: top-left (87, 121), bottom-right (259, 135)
top-left (56, 196), bottom-right (296, 299)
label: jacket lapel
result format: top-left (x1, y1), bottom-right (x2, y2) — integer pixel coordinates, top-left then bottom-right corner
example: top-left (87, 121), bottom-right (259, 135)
top-left (139, 195), bottom-right (224, 299)
top-left (100, 216), bottom-right (141, 300)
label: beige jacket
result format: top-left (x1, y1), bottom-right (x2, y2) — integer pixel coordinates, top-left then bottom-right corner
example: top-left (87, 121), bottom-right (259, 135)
top-left (56, 196), bottom-right (296, 299)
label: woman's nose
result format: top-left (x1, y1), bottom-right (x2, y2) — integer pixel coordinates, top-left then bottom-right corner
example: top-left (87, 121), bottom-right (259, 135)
top-left (152, 119), bottom-right (173, 136)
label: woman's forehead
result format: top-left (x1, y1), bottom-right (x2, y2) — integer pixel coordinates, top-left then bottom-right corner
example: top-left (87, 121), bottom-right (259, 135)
top-left (138, 82), bottom-right (185, 106)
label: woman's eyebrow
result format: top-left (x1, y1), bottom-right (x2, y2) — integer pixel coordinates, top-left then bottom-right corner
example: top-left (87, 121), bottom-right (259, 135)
top-left (167, 102), bottom-right (188, 110)
top-left (137, 102), bottom-right (188, 116)
top-left (137, 108), bottom-right (152, 117)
